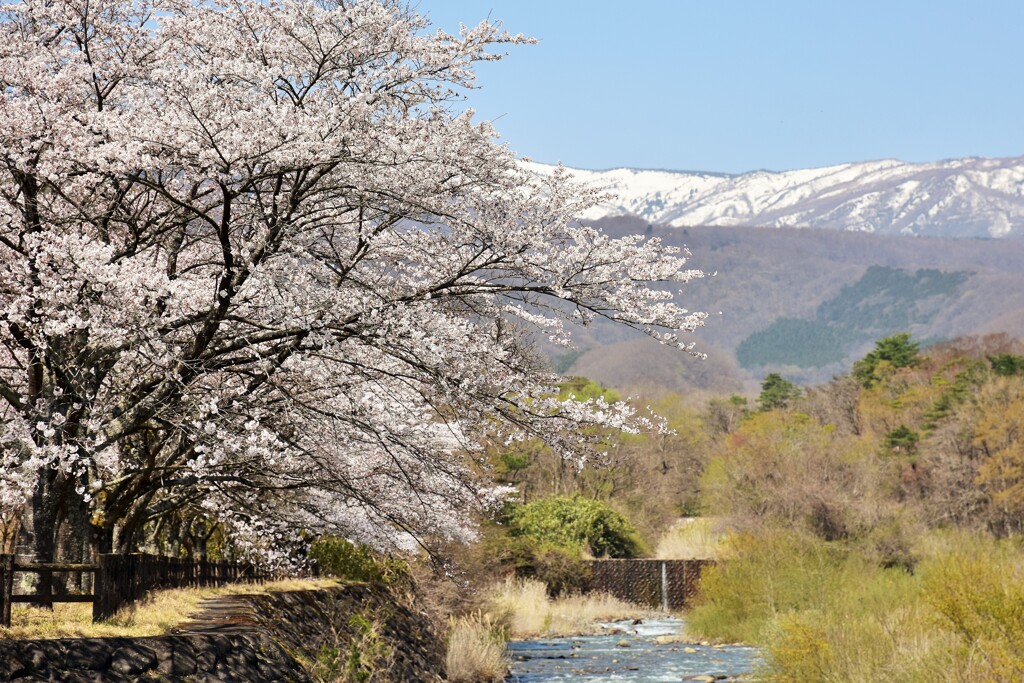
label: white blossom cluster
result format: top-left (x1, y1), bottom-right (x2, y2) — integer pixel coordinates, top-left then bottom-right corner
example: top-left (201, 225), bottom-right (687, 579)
top-left (0, 0), bottom-right (706, 556)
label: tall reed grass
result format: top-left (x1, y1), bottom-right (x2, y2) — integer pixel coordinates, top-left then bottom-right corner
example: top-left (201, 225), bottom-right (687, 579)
top-left (444, 612), bottom-right (509, 683)
top-left (486, 578), bottom-right (654, 638)
top-left (686, 528), bottom-right (1024, 682)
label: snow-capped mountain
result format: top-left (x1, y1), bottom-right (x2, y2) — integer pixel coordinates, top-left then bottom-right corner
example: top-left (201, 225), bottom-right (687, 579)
top-left (525, 155), bottom-right (1024, 239)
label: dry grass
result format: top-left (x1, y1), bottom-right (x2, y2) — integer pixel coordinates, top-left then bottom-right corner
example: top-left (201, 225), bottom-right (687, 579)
top-left (654, 517), bottom-right (724, 560)
top-left (486, 578), bottom-right (654, 638)
top-left (444, 612), bottom-right (508, 683)
top-left (0, 577), bottom-right (337, 640)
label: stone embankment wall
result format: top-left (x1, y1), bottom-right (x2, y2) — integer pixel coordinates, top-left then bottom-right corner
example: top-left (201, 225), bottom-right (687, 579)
top-left (0, 584), bottom-right (444, 682)
top-left (0, 631), bottom-right (304, 682)
top-left (584, 559), bottom-right (712, 611)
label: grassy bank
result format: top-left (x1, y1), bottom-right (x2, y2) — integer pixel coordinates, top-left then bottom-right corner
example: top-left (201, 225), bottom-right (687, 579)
top-left (487, 578), bottom-right (657, 638)
top-left (444, 578), bottom-right (658, 683)
top-left (0, 578), bottom-right (336, 640)
top-left (685, 529), bottom-right (1024, 682)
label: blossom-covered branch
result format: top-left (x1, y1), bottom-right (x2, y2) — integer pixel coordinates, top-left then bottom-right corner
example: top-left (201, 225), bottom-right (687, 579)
top-left (0, 0), bottom-right (705, 562)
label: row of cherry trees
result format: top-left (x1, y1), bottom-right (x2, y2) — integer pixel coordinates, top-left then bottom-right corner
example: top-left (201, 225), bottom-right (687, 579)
top-left (0, 0), bottom-right (706, 564)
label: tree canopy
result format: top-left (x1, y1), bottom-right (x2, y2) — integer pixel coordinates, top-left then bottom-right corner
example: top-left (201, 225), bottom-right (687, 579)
top-left (852, 333), bottom-right (921, 387)
top-left (0, 0), bottom-right (706, 563)
top-left (758, 373), bottom-right (801, 411)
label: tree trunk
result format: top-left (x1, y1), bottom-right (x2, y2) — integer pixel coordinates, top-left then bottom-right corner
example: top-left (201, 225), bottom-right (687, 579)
top-left (90, 517), bottom-right (114, 556)
top-left (29, 469), bottom-right (66, 609)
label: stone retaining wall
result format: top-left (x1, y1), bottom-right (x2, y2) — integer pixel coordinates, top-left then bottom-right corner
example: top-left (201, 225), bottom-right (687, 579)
top-left (245, 585), bottom-right (443, 681)
top-left (0, 632), bottom-right (305, 682)
top-left (584, 559), bottom-right (712, 611)
top-left (0, 585), bottom-right (444, 682)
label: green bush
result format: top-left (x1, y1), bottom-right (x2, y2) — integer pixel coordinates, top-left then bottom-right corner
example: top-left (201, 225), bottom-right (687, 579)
top-left (309, 537), bottom-right (408, 586)
top-left (475, 531), bottom-right (592, 598)
top-left (515, 542), bottom-right (592, 598)
top-left (507, 495), bottom-right (644, 558)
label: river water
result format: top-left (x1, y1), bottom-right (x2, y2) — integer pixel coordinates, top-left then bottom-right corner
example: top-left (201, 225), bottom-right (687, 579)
top-left (505, 618), bottom-right (760, 682)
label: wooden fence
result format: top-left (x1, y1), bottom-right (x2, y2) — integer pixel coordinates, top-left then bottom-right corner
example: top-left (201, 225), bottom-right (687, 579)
top-left (0, 553), bottom-right (269, 627)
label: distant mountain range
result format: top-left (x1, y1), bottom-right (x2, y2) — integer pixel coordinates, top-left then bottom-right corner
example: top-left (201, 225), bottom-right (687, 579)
top-left (553, 218), bottom-right (1024, 394)
top-left (526, 155), bottom-right (1024, 239)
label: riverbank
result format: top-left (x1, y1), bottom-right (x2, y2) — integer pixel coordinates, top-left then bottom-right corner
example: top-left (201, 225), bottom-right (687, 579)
top-left (442, 578), bottom-right (761, 683)
top-left (0, 584), bottom-right (445, 681)
top-left (488, 578), bottom-right (661, 638)
top-left (445, 578), bottom-right (666, 682)
top-left (506, 617), bottom-right (760, 683)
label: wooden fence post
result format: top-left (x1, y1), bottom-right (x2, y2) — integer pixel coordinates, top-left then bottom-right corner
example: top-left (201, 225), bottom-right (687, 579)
top-left (93, 554), bottom-right (114, 622)
top-left (0, 554), bottom-right (13, 627)
top-left (133, 554), bottom-right (144, 602)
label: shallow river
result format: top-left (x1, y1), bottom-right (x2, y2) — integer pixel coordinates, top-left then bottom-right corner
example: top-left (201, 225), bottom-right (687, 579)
top-left (505, 618), bottom-right (760, 682)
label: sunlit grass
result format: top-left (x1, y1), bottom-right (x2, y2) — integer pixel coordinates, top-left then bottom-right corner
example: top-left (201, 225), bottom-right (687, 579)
top-left (445, 611), bottom-right (509, 683)
top-left (0, 577), bottom-right (337, 640)
top-left (654, 517), bottom-right (725, 560)
top-left (486, 578), bottom-right (655, 638)
top-left (686, 528), bottom-right (1024, 682)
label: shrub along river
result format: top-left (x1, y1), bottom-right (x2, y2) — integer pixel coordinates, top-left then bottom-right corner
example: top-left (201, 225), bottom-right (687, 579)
top-left (505, 618), bottom-right (760, 682)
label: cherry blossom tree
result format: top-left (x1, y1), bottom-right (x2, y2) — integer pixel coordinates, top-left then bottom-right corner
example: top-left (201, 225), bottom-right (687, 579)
top-left (0, 0), bottom-right (707, 563)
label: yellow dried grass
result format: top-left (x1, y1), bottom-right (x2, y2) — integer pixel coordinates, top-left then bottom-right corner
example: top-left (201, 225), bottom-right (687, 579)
top-left (487, 578), bottom-right (654, 638)
top-left (0, 577), bottom-right (336, 640)
top-left (444, 612), bottom-right (508, 683)
top-left (654, 517), bottom-right (724, 560)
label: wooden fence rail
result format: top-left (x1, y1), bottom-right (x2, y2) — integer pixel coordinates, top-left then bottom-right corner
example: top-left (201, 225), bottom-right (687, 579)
top-left (0, 553), bottom-right (269, 627)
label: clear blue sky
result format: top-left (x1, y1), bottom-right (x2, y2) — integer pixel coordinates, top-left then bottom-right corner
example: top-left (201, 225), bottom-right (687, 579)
top-left (419, 1), bottom-right (1024, 174)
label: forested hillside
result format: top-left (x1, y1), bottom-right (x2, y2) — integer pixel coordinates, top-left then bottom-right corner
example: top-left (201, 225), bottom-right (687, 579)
top-left (468, 333), bottom-right (1024, 680)
top-left (561, 217), bottom-right (1024, 391)
top-left (735, 266), bottom-right (970, 368)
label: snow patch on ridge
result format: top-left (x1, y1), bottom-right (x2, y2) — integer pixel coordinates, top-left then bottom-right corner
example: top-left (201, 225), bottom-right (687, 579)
top-left (524, 156), bottom-right (1024, 239)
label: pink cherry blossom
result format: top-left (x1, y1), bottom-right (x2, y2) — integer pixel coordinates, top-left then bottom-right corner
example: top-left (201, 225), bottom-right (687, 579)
top-left (0, 0), bottom-right (706, 561)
